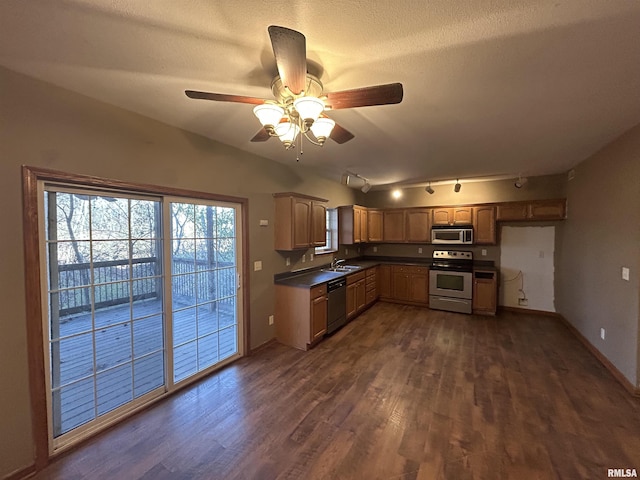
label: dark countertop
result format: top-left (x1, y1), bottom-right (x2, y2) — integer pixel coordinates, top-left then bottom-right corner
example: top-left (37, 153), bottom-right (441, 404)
top-left (274, 256), bottom-right (496, 288)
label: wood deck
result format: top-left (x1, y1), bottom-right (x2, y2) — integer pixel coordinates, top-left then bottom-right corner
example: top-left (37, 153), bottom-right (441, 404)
top-left (53, 297), bottom-right (237, 435)
top-left (35, 303), bottom-right (640, 479)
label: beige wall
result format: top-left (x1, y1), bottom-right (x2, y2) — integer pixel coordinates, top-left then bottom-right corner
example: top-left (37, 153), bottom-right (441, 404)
top-left (0, 67), bottom-right (356, 477)
top-left (556, 123), bottom-right (640, 388)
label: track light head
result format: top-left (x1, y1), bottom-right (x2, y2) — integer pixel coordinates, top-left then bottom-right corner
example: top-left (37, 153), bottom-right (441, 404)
top-left (425, 182), bottom-right (435, 194)
top-left (361, 182), bottom-right (371, 193)
top-left (454, 180), bottom-right (461, 193)
top-left (514, 176), bottom-right (528, 188)
top-left (341, 173), bottom-right (350, 185)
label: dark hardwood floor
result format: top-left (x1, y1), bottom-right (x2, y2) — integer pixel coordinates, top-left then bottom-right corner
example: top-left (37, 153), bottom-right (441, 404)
top-left (31, 303), bottom-right (640, 479)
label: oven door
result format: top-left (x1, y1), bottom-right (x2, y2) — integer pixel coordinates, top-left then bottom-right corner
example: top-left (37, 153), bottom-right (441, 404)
top-left (429, 269), bottom-right (472, 299)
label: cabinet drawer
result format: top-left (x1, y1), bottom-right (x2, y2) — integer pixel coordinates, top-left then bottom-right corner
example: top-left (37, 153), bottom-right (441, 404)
top-left (365, 267), bottom-right (376, 278)
top-left (365, 290), bottom-right (377, 304)
top-left (310, 284), bottom-right (327, 298)
top-left (347, 271), bottom-right (366, 285)
top-left (393, 265), bottom-right (428, 274)
top-left (366, 280), bottom-right (376, 292)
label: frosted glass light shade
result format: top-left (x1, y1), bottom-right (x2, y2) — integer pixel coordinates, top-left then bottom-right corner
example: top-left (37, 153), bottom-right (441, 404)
top-left (275, 120), bottom-right (300, 145)
top-left (293, 96), bottom-right (325, 123)
top-left (253, 104), bottom-right (284, 128)
top-left (310, 116), bottom-right (335, 142)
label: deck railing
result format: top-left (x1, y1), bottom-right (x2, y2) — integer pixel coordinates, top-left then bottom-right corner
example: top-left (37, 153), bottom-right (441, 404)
top-left (56, 257), bottom-right (235, 316)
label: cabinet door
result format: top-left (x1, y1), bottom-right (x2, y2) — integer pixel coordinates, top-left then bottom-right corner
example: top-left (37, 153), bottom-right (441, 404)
top-left (473, 206), bottom-right (496, 245)
top-left (431, 208), bottom-right (452, 226)
top-left (310, 294), bottom-right (328, 341)
top-left (383, 210), bottom-right (405, 242)
top-left (392, 269), bottom-right (410, 301)
top-left (346, 283), bottom-right (357, 318)
top-left (409, 273), bottom-right (429, 304)
top-left (353, 207), bottom-right (362, 243)
top-left (529, 199), bottom-right (566, 220)
top-left (453, 207), bottom-right (473, 225)
top-left (356, 279), bottom-right (367, 312)
top-left (405, 208), bottom-right (431, 243)
top-left (472, 271), bottom-right (497, 315)
top-left (293, 198), bottom-right (312, 249)
top-left (311, 202), bottom-right (327, 247)
top-left (367, 210), bottom-right (383, 242)
top-left (378, 265), bottom-right (392, 299)
top-left (359, 208), bottom-right (368, 243)
top-left (496, 202), bottom-right (528, 221)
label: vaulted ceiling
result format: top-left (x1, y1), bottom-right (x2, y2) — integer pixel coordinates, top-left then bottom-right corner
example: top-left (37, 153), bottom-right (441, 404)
top-left (2, 1), bottom-right (640, 189)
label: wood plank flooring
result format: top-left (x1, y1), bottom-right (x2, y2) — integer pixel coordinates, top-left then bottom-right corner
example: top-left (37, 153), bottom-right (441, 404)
top-left (32, 303), bottom-right (640, 479)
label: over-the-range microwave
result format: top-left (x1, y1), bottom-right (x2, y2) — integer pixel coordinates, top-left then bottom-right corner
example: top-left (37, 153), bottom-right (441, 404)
top-left (431, 226), bottom-right (474, 244)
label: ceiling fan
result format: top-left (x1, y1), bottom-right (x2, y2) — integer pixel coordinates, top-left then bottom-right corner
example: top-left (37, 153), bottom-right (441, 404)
top-left (185, 25), bottom-right (403, 150)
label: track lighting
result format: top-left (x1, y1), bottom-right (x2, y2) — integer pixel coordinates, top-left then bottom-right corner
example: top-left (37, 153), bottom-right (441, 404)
top-left (341, 171), bottom-right (371, 193)
top-left (454, 179), bottom-right (461, 193)
top-left (361, 182), bottom-right (372, 193)
top-left (514, 176), bottom-right (528, 188)
top-left (425, 182), bottom-right (435, 195)
top-left (341, 173), bottom-right (350, 185)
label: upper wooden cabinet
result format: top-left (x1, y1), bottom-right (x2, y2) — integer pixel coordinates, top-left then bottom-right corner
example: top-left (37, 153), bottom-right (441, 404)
top-left (473, 206), bottom-right (496, 245)
top-left (405, 208), bottom-right (432, 243)
top-left (432, 207), bottom-right (473, 226)
top-left (383, 209), bottom-right (406, 242)
top-left (274, 193), bottom-right (328, 250)
top-left (496, 199), bottom-right (566, 221)
top-left (367, 209), bottom-right (383, 242)
top-left (338, 205), bottom-right (369, 244)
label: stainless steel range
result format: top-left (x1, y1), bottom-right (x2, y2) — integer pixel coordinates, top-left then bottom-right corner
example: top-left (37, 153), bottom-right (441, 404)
top-left (429, 250), bottom-right (473, 314)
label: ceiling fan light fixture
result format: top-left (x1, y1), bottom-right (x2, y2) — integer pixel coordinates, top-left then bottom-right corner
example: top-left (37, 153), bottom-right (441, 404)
top-left (253, 104), bottom-right (284, 132)
top-left (293, 96), bottom-right (325, 126)
top-left (310, 116), bottom-right (335, 144)
top-left (274, 120), bottom-right (300, 148)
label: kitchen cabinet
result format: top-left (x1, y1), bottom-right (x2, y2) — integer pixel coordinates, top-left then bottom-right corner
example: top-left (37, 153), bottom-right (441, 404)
top-left (432, 207), bottom-right (473, 226)
top-left (378, 264), bottom-right (392, 299)
top-left (367, 209), bottom-right (383, 242)
top-left (346, 270), bottom-right (366, 319)
top-left (365, 267), bottom-right (378, 306)
top-left (405, 208), bottom-right (432, 243)
top-left (274, 193), bottom-right (328, 250)
top-left (473, 206), bottom-right (496, 245)
top-left (496, 199), bottom-right (566, 221)
top-left (275, 283), bottom-right (327, 350)
top-left (390, 265), bottom-right (429, 306)
top-left (338, 205), bottom-right (368, 244)
top-left (472, 269), bottom-right (498, 315)
top-left (383, 209), bottom-right (406, 242)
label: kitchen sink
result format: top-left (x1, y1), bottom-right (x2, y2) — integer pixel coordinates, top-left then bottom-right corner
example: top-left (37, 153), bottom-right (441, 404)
top-left (321, 265), bottom-right (361, 273)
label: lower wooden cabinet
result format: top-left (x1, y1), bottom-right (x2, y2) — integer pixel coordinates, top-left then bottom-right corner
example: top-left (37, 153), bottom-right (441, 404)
top-left (472, 269), bottom-right (498, 315)
top-left (275, 283), bottom-right (327, 350)
top-left (346, 270), bottom-right (366, 319)
top-left (381, 264), bottom-right (429, 306)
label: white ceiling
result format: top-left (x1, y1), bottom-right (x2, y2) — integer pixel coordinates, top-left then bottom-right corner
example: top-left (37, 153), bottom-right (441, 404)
top-left (2, 0), bottom-right (640, 189)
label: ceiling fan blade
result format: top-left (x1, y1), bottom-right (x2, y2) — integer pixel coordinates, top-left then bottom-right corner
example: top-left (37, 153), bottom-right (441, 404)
top-left (330, 122), bottom-right (355, 144)
top-left (250, 128), bottom-right (271, 142)
top-left (268, 26), bottom-right (307, 95)
top-left (185, 90), bottom-right (265, 105)
top-left (324, 83), bottom-right (404, 110)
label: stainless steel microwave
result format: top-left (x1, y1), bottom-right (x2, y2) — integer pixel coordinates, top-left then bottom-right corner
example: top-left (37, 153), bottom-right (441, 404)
top-left (431, 226), bottom-right (473, 244)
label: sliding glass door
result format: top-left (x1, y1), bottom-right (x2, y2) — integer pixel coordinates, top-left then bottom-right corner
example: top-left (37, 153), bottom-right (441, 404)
top-left (42, 186), bottom-right (243, 452)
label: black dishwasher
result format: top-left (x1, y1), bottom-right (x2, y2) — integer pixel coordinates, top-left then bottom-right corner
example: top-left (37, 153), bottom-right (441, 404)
top-left (326, 277), bottom-right (347, 334)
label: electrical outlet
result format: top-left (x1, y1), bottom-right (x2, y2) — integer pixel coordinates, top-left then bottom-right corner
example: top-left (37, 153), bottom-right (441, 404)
top-left (301, 254), bottom-right (306, 263)
top-left (600, 328), bottom-right (605, 340)
top-left (418, 247), bottom-right (423, 254)
top-left (310, 253), bottom-right (314, 262)
top-left (253, 260), bottom-right (262, 271)
top-left (518, 298), bottom-right (528, 306)
top-left (345, 248), bottom-right (349, 255)
top-left (268, 315), bottom-right (274, 326)
top-left (373, 246), bottom-right (378, 253)
top-left (481, 249), bottom-right (487, 256)
top-left (285, 257), bottom-right (290, 266)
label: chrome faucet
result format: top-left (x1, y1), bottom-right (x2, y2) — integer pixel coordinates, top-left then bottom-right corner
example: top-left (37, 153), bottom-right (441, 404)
top-left (331, 258), bottom-right (345, 269)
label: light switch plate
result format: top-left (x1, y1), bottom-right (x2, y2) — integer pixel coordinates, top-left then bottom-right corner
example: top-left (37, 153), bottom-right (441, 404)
top-left (622, 267), bottom-right (630, 281)
top-left (254, 260), bottom-right (262, 271)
